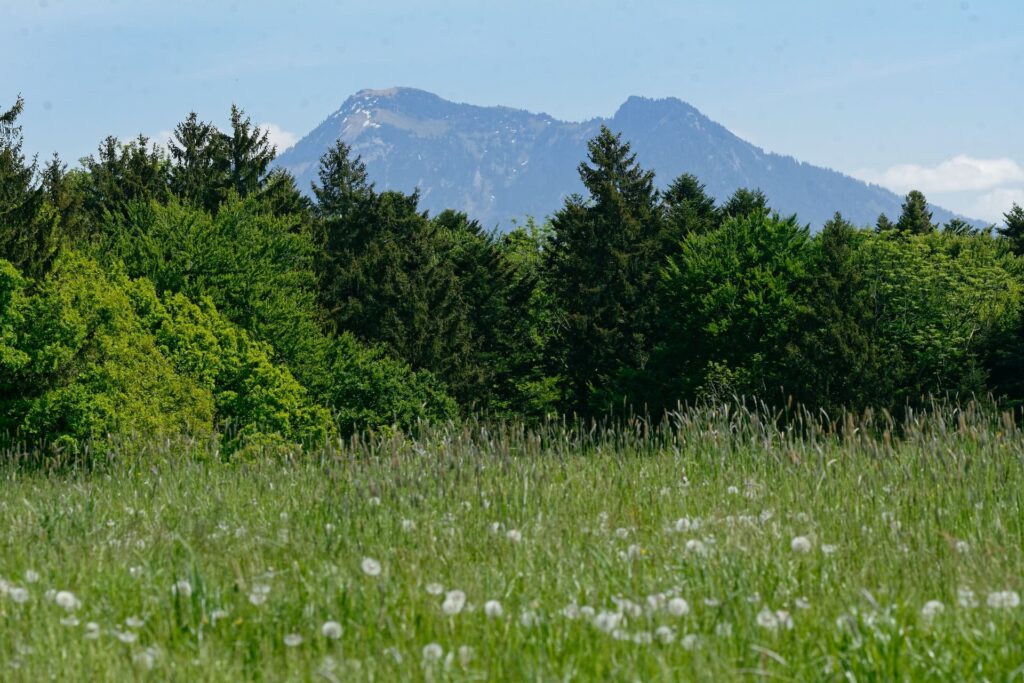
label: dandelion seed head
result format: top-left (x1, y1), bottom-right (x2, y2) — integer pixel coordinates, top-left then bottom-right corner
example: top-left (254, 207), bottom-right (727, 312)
top-left (426, 582), bottom-right (444, 596)
top-left (24, 570), bottom-right (39, 584)
top-left (958, 587), bottom-right (978, 608)
top-left (756, 608), bottom-right (779, 630)
top-left (83, 622), bottom-right (100, 640)
top-left (442, 590), bottom-right (467, 615)
top-left (681, 633), bottom-right (699, 650)
top-left (685, 539), bottom-right (707, 555)
top-left (283, 633), bottom-right (303, 647)
top-left (790, 536), bottom-right (812, 553)
top-left (172, 580), bottom-right (192, 598)
top-left (9, 587), bottom-right (28, 604)
top-left (422, 643), bottom-right (443, 663)
top-left (506, 529), bottom-right (522, 543)
top-left (361, 557), bottom-right (382, 577)
top-left (655, 625), bottom-right (675, 643)
top-left (321, 620), bottom-right (343, 639)
top-left (987, 591), bottom-right (1021, 609)
top-left (484, 600), bottom-right (503, 618)
top-left (117, 630), bottom-right (138, 644)
top-left (667, 597), bottom-right (690, 617)
top-left (921, 600), bottom-right (945, 620)
top-left (401, 519), bottom-right (416, 532)
top-left (125, 616), bottom-right (144, 629)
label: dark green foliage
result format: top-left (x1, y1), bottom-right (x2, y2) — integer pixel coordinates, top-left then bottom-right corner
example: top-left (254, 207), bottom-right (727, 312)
top-left (80, 135), bottom-right (170, 221)
top-left (545, 126), bottom-right (662, 414)
top-left (875, 213), bottom-right (895, 233)
top-left (944, 217), bottom-right (976, 236)
top-left (998, 203), bottom-right (1024, 256)
top-left (896, 190), bottom-right (936, 234)
top-left (650, 211), bottom-right (813, 405)
top-left (720, 187), bottom-right (769, 219)
top-left (660, 172), bottom-right (718, 244)
top-left (0, 97), bottom-right (58, 277)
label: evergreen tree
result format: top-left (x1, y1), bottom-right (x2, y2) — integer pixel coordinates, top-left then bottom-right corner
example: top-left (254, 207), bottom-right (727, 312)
top-left (661, 172), bottom-right (718, 246)
top-left (545, 126), bottom-right (662, 414)
top-left (875, 213), bottom-right (895, 233)
top-left (168, 113), bottom-right (229, 213)
top-left (0, 97), bottom-right (56, 277)
top-left (81, 135), bottom-right (170, 220)
top-left (895, 190), bottom-right (935, 234)
top-left (944, 217), bottom-right (975, 236)
top-left (225, 105), bottom-right (275, 199)
top-left (720, 187), bottom-right (768, 219)
top-left (997, 203), bottom-right (1024, 256)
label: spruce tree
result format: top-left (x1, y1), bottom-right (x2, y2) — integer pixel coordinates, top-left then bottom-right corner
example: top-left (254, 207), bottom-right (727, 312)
top-left (545, 126), bottom-right (661, 414)
top-left (720, 187), bottom-right (768, 219)
top-left (0, 97), bottom-right (56, 277)
top-left (225, 105), bottom-right (274, 199)
top-left (169, 113), bottom-right (229, 213)
top-left (998, 203), bottom-right (1024, 256)
top-left (895, 190), bottom-right (935, 234)
top-left (661, 172), bottom-right (718, 245)
top-left (81, 135), bottom-right (170, 220)
top-left (875, 213), bottom-right (895, 233)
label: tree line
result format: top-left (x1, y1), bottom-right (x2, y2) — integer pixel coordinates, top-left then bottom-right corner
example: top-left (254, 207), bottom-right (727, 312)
top-left (3, 96), bottom-right (1024, 454)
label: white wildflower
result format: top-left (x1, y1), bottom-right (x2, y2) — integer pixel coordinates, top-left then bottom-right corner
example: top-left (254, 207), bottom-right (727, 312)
top-left (756, 608), bottom-right (779, 631)
top-left (125, 616), bottom-right (145, 629)
top-left (795, 597), bottom-right (811, 610)
top-left (954, 540), bottom-right (970, 554)
top-left (715, 622), bottom-right (733, 637)
top-left (458, 645), bottom-right (474, 667)
top-left (401, 519), bottom-right (416, 532)
top-left (172, 580), bottom-right (192, 598)
top-left (727, 485), bottom-right (739, 495)
top-left (593, 610), bottom-right (622, 633)
top-left (55, 590), bottom-right (80, 611)
top-left (426, 582), bottom-right (444, 596)
top-left (821, 544), bottom-right (838, 555)
top-left (361, 557), bottom-right (382, 577)
top-left (484, 600), bottom-right (503, 618)
top-left (685, 539), bottom-right (707, 555)
top-left (283, 633), bottom-right (303, 647)
top-left (422, 643), bottom-right (443, 663)
top-left (368, 496), bottom-right (381, 506)
top-left (921, 600), bottom-right (945, 621)
top-left (60, 616), bottom-right (79, 627)
top-left (24, 570), bottom-right (39, 584)
top-left (519, 609), bottom-right (538, 627)
top-left (987, 591), bottom-right (1021, 609)
top-left (83, 622), bottom-right (101, 640)
top-left (506, 529), bottom-right (522, 543)
top-left (957, 587), bottom-right (978, 608)
top-left (117, 630), bottom-right (138, 644)
top-left (562, 602), bottom-right (581, 619)
top-left (442, 590), bottom-right (467, 616)
top-left (9, 587), bottom-right (28, 604)
top-left (667, 597), bottom-right (690, 617)
top-left (655, 625), bottom-right (675, 643)
top-left (321, 621), bottom-right (343, 639)
top-left (775, 610), bottom-right (793, 630)
top-left (681, 633), bottom-right (699, 650)
top-left (790, 536), bottom-right (812, 553)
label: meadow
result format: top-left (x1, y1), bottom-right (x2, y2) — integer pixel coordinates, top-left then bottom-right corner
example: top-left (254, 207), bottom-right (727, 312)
top-left (1, 402), bottom-right (1022, 681)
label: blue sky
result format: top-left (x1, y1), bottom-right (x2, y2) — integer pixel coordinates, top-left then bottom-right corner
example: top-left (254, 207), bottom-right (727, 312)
top-left (4, 0), bottom-right (1023, 221)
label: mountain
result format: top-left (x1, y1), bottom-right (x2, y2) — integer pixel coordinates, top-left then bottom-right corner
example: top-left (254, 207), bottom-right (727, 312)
top-left (276, 87), bottom-right (977, 230)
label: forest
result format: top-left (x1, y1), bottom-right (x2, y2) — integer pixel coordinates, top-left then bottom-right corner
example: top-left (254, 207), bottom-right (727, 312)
top-left (3, 96), bottom-right (1024, 458)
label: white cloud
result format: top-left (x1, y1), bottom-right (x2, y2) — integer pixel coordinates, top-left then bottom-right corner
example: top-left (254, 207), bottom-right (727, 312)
top-left (968, 187), bottom-right (1024, 224)
top-left (855, 155), bottom-right (1024, 194)
top-left (259, 123), bottom-right (298, 154)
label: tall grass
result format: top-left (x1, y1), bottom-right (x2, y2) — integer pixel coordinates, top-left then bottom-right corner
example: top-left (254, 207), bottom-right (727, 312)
top-left (1, 400), bottom-right (1022, 680)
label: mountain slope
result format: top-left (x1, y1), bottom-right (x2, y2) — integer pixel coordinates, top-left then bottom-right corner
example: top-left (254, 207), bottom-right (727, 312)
top-left (276, 87), bottom-right (976, 230)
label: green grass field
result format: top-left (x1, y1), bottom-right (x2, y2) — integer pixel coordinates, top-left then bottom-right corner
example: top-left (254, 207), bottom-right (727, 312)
top-left (1, 403), bottom-right (1023, 681)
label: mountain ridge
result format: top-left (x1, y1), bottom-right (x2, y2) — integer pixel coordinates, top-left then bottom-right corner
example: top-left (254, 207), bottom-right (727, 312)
top-left (275, 87), bottom-right (980, 230)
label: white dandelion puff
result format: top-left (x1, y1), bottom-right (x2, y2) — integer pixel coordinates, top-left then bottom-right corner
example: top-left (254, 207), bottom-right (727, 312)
top-left (775, 610), bottom-right (793, 630)
top-left (426, 582), bottom-right (444, 596)
top-left (210, 609), bottom-right (229, 622)
top-left (958, 587), bottom-right (978, 608)
top-left (727, 485), bottom-right (739, 495)
top-left (321, 621), bottom-right (343, 639)
top-left (506, 529), bottom-right (522, 543)
top-left (921, 600), bottom-right (945, 621)
top-left (519, 609), bottom-right (538, 627)
top-left (83, 622), bottom-right (100, 640)
top-left (249, 593), bottom-right (268, 606)
top-left (172, 580), bottom-right (192, 598)
top-left (368, 496), bottom-right (381, 506)
top-left (361, 557), bottom-right (382, 577)
top-left (117, 630), bottom-right (138, 644)
top-left (24, 570), bottom-right (39, 584)
top-left (987, 591), bottom-right (1021, 609)
top-left (125, 616), bottom-right (145, 629)
top-left (484, 600), bottom-right (503, 618)
top-left (715, 622), bottom-right (733, 637)
top-left (795, 597), bottom-right (811, 610)
top-left (955, 540), bottom-right (970, 554)
top-left (790, 536), bottom-right (812, 553)
top-left (655, 625), bottom-right (675, 643)
top-left (60, 616), bottom-right (79, 627)
top-left (756, 608), bottom-right (779, 630)
top-left (562, 602), bottom-right (581, 619)
top-left (593, 610), bottom-right (622, 633)
top-left (55, 591), bottom-right (80, 611)
top-left (615, 527), bottom-right (631, 539)
top-left (821, 544), bottom-right (838, 555)
top-left (489, 522), bottom-right (503, 534)
top-left (458, 645), bottom-right (474, 667)
top-left (283, 633), bottom-right (303, 647)
top-left (422, 643), bottom-right (443, 663)
top-left (442, 590), bottom-right (467, 615)
top-left (685, 539), bottom-right (707, 555)
top-left (667, 597), bottom-right (690, 617)
top-left (9, 587), bottom-right (28, 604)
top-left (401, 519), bottom-right (416, 532)
top-left (681, 633), bottom-right (700, 650)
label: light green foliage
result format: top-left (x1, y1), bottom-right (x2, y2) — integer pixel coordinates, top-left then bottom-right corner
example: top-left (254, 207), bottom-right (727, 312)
top-left (852, 230), bottom-right (1020, 404)
top-left (0, 404), bottom-right (1022, 680)
top-left (0, 253), bottom-right (213, 450)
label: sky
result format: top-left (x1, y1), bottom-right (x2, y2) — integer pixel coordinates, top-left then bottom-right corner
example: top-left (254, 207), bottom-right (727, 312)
top-left (4, 0), bottom-right (1023, 222)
